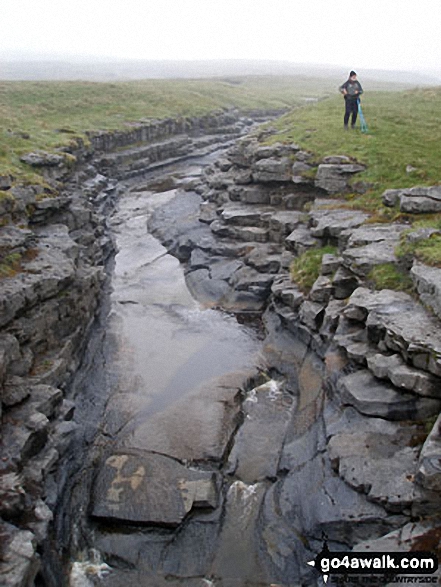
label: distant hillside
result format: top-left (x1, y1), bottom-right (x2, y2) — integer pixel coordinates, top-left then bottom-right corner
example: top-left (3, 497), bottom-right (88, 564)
top-left (0, 75), bottom-right (330, 182)
top-left (1, 57), bottom-right (440, 86)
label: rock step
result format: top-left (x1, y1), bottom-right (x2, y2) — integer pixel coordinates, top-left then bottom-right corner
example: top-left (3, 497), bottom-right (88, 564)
top-left (353, 519), bottom-right (441, 568)
top-left (412, 263), bottom-right (441, 321)
top-left (218, 207), bottom-right (306, 245)
top-left (230, 266), bottom-right (275, 292)
top-left (285, 225), bottom-right (320, 254)
top-left (383, 185), bottom-right (441, 214)
top-left (226, 184), bottom-right (317, 210)
top-left (328, 431), bottom-right (422, 512)
top-left (210, 221), bottom-right (269, 243)
top-left (245, 244), bottom-right (283, 274)
top-left (343, 240), bottom-right (399, 277)
top-left (315, 161), bottom-right (366, 194)
top-left (97, 135), bottom-right (189, 166)
top-left (367, 353), bottom-right (441, 398)
top-left (324, 406), bottom-right (434, 513)
top-left (337, 370), bottom-right (441, 420)
top-left (220, 207), bottom-right (270, 227)
top-left (309, 208), bottom-right (370, 239)
top-left (345, 287), bottom-right (441, 378)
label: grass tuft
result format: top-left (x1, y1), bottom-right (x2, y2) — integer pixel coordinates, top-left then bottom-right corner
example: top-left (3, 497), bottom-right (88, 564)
top-left (368, 263), bottom-right (414, 293)
top-left (290, 245), bottom-right (337, 292)
top-left (396, 232), bottom-right (441, 267)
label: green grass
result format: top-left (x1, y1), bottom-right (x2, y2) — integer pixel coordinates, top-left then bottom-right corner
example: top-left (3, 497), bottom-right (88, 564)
top-left (0, 252), bottom-right (22, 278)
top-left (265, 87), bottom-right (441, 211)
top-left (0, 76), bottom-right (334, 183)
top-left (290, 245), bottom-right (337, 292)
top-left (396, 231), bottom-right (441, 267)
top-left (395, 216), bottom-right (441, 268)
top-left (0, 247), bottom-right (39, 280)
top-left (368, 263), bottom-right (414, 292)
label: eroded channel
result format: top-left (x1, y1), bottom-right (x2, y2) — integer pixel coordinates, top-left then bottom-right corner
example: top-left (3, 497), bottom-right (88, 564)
top-left (50, 156), bottom-right (299, 587)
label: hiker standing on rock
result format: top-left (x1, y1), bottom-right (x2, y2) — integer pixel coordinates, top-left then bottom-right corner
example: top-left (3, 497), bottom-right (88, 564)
top-left (339, 71), bottom-right (363, 129)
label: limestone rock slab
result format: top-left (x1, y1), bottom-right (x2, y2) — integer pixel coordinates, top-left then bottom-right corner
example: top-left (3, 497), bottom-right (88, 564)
top-left (367, 353), bottom-right (441, 398)
top-left (220, 207), bottom-right (265, 227)
top-left (417, 414), bottom-right (441, 492)
top-left (299, 301), bottom-right (325, 331)
top-left (332, 266), bottom-right (359, 299)
top-left (340, 223), bottom-right (407, 248)
top-left (337, 370), bottom-right (441, 420)
top-left (328, 431), bottom-right (422, 512)
top-left (268, 210), bottom-right (304, 239)
top-left (343, 241), bottom-right (399, 277)
top-left (20, 151), bottom-right (65, 167)
top-left (91, 452), bottom-right (219, 527)
top-left (344, 287), bottom-right (414, 323)
top-left (400, 185), bottom-right (441, 213)
top-left (230, 266), bottom-right (274, 293)
top-left (252, 157), bottom-right (292, 182)
top-left (120, 371), bottom-right (249, 463)
top-left (382, 188), bottom-right (404, 207)
top-left (411, 262), bottom-right (441, 321)
top-left (271, 275), bottom-right (304, 311)
top-left (285, 226), bottom-right (319, 254)
top-left (309, 209), bottom-right (369, 238)
top-left (279, 455), bottom-right (392, 544)
top-left (226, 380), bottom-right (294, 483)
top-left (310, 275), bottom-right (333, 304)
top-left (0, 523), bottom-right (39, 587)
top-left (315, 162), bottom-right (365, 193)
top-left (245, 245), bottom-right (282, 273)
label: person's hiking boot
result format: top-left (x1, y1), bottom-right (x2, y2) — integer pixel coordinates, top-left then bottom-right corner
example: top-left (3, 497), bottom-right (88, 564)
top-left (344, 125), bottom-right (349, 131)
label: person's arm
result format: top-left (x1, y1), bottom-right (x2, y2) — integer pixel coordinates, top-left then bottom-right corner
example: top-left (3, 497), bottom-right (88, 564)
top-left (356, 82), bottom-right (363, 95)
top-left (339, 81), bottom-right (348, 95)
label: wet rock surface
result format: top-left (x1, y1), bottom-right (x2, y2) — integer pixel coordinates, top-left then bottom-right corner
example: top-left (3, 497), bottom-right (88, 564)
top-left (140, 136), bottom-right (441, 585)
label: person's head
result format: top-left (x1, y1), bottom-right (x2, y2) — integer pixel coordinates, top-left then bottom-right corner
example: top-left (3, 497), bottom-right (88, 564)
top-left (349, 70), bottom-right (357, 80)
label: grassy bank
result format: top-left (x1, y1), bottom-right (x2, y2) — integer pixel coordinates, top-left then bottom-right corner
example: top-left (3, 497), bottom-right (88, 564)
top-left (265, 87), bottom-right (441, 211)
top-left (0, 75), bottom-right (335, 181)
top-left (267, 86), bottom-right (441, 268)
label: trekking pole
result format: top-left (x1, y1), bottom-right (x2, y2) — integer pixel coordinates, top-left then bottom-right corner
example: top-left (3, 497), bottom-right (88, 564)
top-left (357, 98), bottom-right (368, 133)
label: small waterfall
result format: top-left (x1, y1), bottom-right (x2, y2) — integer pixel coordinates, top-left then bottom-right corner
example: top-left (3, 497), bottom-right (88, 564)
top-left (226, 480), bottom-right (261, 519)
top-left (245, 378), bottom-right (283, 404)
top-left (68, 550), bottom-right (111, 587)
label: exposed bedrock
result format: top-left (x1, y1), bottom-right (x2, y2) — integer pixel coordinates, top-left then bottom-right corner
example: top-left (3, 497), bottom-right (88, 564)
top-left (0, 110), bottom-right (276, 586)
top-left (147, 134), bottom-right (441, 584)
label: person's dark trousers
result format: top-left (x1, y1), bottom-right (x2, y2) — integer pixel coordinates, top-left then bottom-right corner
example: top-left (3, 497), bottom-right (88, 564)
top-left (344, 99), bottom-right (358, 127)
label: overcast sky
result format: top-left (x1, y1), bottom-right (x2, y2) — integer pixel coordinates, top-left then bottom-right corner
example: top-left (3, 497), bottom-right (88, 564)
top-left (2, 0), bottom-right (441, 72)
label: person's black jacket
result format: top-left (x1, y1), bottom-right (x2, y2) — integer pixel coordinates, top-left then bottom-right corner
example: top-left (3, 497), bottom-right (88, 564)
top-left (339, 79), bottom-right (363, 102)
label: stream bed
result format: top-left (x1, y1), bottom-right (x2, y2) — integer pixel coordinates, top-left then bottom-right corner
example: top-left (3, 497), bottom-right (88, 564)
top-left (51, 156), bottom-right (301, 587)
